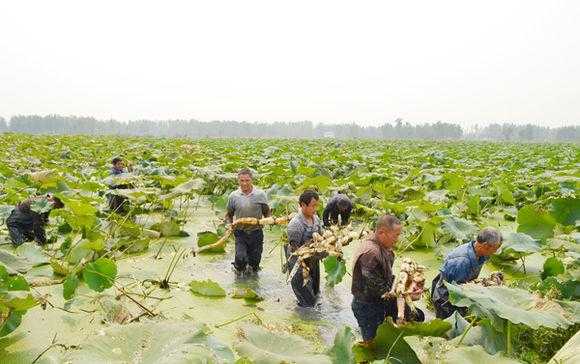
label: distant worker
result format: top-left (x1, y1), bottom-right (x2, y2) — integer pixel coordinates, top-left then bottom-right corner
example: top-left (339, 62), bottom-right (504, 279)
top-left (286, 190), bottom-right (323, 307)
top-left (322, 193), bottom-right (353, 227)
top-left (107, 157), bottom-right (132, 213)
top-left (431, 227), bottom-right (503, 319)
top-left (351, 215), bottom-right (424, 342)
top-left (226, 168), bottom-right (270, 276)
top-left (6, 194), bottom-right (64, 246)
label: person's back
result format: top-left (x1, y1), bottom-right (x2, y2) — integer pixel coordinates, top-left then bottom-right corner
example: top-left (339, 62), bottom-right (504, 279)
top-left (323, 193), bottom-right (353, 227)
top-left (6, 195), bottom-right (63, 246)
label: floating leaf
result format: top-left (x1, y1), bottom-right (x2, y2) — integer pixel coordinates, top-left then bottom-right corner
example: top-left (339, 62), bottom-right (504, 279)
top-left (82, 258), bottom-right (117, 292)
top-left (189, 279), bottom-right (226, 297)
top-left (323, 256), bottom-right (346, 287)
top-left (234, 324), bottom-right (332, 364)
top-left (65, 320), bottom-right (234, 363)
top-left (196, 231), bottom-right (225, 253)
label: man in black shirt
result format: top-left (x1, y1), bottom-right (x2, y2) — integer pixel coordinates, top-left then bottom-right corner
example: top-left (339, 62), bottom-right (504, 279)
top-left (6, 195), bottom-right (64, 246)
top-left (322, 193), bottom-right (353, 227)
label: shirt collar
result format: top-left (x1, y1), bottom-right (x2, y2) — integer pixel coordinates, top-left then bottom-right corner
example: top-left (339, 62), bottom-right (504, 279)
top-left (469, 241), bottom-right (488, 264)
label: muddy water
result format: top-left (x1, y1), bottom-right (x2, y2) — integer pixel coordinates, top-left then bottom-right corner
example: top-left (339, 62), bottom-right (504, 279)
top-left (0, 198), bottom-right (541, 360)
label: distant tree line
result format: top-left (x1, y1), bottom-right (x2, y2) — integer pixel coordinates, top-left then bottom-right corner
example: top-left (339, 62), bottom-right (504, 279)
top-left (0, 114), bottom-right (577, 141)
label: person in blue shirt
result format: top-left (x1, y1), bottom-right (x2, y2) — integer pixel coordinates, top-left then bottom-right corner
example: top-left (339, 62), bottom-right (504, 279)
top-left (431, 227), bottom-right (503, 319)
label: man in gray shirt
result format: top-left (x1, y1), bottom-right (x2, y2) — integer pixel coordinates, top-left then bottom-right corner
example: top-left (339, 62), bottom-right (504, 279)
top-left (286, 190), bottom-right (323, 307)
top-left (226, 168), bottom-right (270, 276)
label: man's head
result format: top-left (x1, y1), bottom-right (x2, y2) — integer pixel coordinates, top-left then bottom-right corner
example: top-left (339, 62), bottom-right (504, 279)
top-left (374, 214), bottom-right (402, 250)
top-left (298, 190), bottom-right (320, 218)
top-left (474, 227), bottom-right (503, 257)
top-left (237, 168), bottom-right (254, 193)
top-left (46, 194), bottom-right (64, 209)
top-left (112, 157), bottom-right (125, 170)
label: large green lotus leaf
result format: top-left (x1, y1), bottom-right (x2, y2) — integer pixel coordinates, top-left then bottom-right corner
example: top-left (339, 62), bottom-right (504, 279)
top-left (323, 256), bottom-right (346, 287)
top-left (446, 282), bottom-right (580, 329)
top-left (542, 256), bottom-right (565, 280)
top-left (65, 320), bottom-right (234, 363)
top-left (160, 178), bottom-right (206, 200)
top-left (494, 181), bottom-right (515, 205)
top-left (327, 326), bottom-right (354, 364)
top-left (234, 324), bottom-right (332, 364)
top-left (550, 329), bottom-right (580, 364)
top-left (550, 198), bottom-right (580, 226)
top-left (467, 194), bottom-right (481, 216)
top-left (15, 243), bottom-right (50, 266)
top-left (196, 231), bottom-right (225, 253)
top-left (189, 279), bottom-right (226, 297)
top-left (82, 258), bottom-right (117, 292)
top-left (497, 232), bottom-right (540, 260)
top-left (352, 318), bottom-right (420, 364)
top-left (300, 175), bottom-right (332, 193)
top-left (442, 216), bottom-right (478, 243)
top-left (398, 318), bottom-right (451, 337)
top-left (443, 172), bottom-right (465, 192)
top-left (517, 205), bottom-right (556, 240)
top-left (444, 345), bottom-right (522, 364)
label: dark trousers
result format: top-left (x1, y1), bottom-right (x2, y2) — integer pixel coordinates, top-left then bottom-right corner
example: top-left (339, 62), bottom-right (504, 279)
top-left (285, 245), bottom-right (320, 307)
top-left (107, 194), bottom-right (129, 214)
top-left (233, 229), bottom-right (264, 271)
top-left (6, 213), bottom-right (34, 246)
top-left (431, 273), bottom-right (467, 319)
top-left (352, 298), bottom-right (425, 341)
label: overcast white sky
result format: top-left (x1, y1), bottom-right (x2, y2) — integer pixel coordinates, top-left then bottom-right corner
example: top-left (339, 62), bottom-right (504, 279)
top-left (0, 1), bottom-right (578, 127)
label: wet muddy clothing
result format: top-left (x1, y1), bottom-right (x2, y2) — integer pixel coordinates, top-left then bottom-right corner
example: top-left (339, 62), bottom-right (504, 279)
top-left (351, 299), bottom-right (425, 341)
top-left (110, 166), bottom-right (126, 175)
top-left (227, 187), bottom-right (269, 271)
top-left (322, 194), bottom-right (352, 227)
top-left (431, 241), bottom-right (488, 319)
top-left (6, 198), bottom-right (50, 245)
top-left (286, 211), bottom-right (323, 307)
top-left (351, 238), bottom-right (412, 340)
top-left (233, 229), bottom-right (264, 272)
top-left (351, 238), bottom-right (395, 303)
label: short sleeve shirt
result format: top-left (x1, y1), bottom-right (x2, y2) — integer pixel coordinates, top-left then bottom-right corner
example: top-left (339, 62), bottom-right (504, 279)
top-left (286, 211), bottom-right (323, 250)
top-left (227, 187), bottom-right (268, 221)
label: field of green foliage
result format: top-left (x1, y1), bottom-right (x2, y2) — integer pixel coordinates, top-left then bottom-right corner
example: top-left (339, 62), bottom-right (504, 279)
top-left (0, 134), bottom-right (578, 363)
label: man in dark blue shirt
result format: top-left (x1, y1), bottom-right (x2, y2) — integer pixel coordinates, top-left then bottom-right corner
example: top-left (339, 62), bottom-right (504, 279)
top-left (431, 227), bottom-right (503, 319)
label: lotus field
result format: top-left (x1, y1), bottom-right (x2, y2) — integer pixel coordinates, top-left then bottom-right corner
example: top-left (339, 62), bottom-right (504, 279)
top-left (0, 134), bottom-right (578, 364)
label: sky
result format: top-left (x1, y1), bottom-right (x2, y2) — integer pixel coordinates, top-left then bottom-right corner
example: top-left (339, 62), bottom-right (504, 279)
top-left (0, 1), bottom-right (578, 127)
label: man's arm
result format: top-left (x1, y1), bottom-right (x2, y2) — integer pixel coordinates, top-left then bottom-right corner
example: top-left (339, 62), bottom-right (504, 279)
top-left (261, 204), bottom-right (271, 217)
top-left (225, 196), bottom-right (235, 223)
top-left (341, 208), bottom-right (352, 225)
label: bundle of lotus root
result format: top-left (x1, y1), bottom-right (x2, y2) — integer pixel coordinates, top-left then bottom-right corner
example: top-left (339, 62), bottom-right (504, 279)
top-left (382, 258), bottom-right (427, 323)
top-left (196, 214), bottom-right (295, 254)
top-left (287, 224), bottom-right (368, 285)
top-left (472, 271), bottom-right (504, 286)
